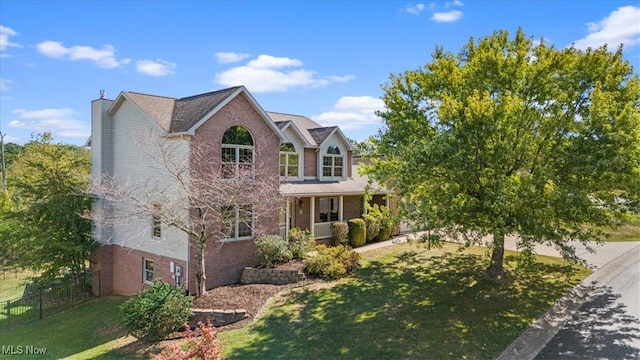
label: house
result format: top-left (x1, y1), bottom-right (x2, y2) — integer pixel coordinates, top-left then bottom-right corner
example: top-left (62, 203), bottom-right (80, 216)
top-left (90, 86), bottom-right (390, 297)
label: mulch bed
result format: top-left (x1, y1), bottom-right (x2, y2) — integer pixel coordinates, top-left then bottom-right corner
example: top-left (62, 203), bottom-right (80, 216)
top-left (192, 260), bottom-right (322, 330)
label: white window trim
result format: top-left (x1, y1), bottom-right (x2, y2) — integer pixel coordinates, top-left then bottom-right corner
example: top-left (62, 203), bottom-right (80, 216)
top-left (280, 150), bottom-right (301, 180)
top-left (221, 204), bottom-right (254, 242)
top-left (321, 154), bottom-right (345, 180)
top-left (222, 144), bottom-right (255, 178)
top-left (143, 258), bottom-right (154, 285)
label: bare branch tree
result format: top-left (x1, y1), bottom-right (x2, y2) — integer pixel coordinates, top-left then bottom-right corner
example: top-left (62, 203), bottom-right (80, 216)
top-left (91, 130), bottom-right (281, 296)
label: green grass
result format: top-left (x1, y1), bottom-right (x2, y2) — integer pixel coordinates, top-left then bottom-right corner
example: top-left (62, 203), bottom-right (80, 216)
top-left (221, 242), bottom-right (590, 359)
top-left (0, 243), bottom-right (591, 359)
top-left (0, 269), bottom-right (36, 301)
top-left (601, 215), bottom-right (640, 242)
top-left (0, 296), bottom-right (145, 359)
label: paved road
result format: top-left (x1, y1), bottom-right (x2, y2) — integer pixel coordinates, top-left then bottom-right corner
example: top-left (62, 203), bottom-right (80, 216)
top-left (534, 245), bottom-right (640, 359)
top-left (499, 242), bottom-right (640, 360)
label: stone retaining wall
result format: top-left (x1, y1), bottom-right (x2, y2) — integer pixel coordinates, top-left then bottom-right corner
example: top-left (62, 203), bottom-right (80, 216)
top-left (240, 267), bottom-right (306, 285)
top-left (190, 308), bottom-right (248, 327)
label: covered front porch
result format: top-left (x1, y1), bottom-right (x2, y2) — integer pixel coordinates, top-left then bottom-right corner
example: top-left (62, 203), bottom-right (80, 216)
top-left (279, 194), bottom-right (388, 240)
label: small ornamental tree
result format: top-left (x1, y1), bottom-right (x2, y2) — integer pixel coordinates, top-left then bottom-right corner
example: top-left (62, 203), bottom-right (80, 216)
top-left (93, 130), bottom-right (281, 295)
top-left (119, 280), bottom-right (193, 340)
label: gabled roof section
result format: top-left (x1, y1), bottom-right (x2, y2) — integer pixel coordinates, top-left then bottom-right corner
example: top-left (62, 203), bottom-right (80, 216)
top-left (267, 112), bottom-right (322, 146)
top-left (268, 111), bottom-right (356, 151)
top-left (308, 126), bottom-right (337, 145)
top-left (170, 86), bottom-right (241, 133)
top-left (125, 92), bottom-right (176, 131)
top-left (105, 87), bottom-right (286, 142)
top-left (274, 120), bottom-right (314, 147)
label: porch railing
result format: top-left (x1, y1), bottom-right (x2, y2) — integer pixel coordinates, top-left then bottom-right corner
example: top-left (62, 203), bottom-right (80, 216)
top-left (279, 222), bottom-right (334, 240)
top-left (314, 222), bottom-right (333, 239)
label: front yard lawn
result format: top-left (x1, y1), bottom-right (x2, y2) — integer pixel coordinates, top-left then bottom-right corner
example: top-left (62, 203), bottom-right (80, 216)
top-left (1, 242), bottom-right (590, 359)
top-left (221, 242), bottom-right (590, 359)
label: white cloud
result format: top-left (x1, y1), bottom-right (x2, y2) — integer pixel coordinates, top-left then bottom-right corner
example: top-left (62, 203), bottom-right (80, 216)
top-left (406, 4), bottom-right (425, 15)
top-left (136, 59), bottom-right (176, 76)
top-left (215, 54), bottom-right (354, 93)
top-left (0, 25), bottom-right (22, 54)
top-left (572, 6), bottom-right (640, 50)
top-left (215, 51), bottom-right (251, 64)
top-left (312, 96), bottom-right (384, 130)
top-left (36, 40), bottom-right (131, 68)
top-left (8, 108), bottom-right (90, 139)
top-left (0, 78), bottom-right (13, 91)
top-left (431, 10), bottom-right (463, 23)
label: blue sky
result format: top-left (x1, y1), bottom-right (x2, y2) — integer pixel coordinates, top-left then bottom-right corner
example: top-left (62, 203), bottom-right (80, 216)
top-left (1, 1), bottom-right (639, 145)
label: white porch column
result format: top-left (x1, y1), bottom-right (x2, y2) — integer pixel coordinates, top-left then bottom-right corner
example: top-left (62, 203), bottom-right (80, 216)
top-left (285, 198), bottom-right (291, 239)
top-left (339, 196), bottom-right (344, 221)
top-left (385, 195), bottom-right (390, 208)
top-left (310, 196), bottom-right (315, 238)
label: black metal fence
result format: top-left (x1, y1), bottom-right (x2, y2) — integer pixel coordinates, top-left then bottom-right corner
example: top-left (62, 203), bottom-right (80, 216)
top-left (0, 273), bottom-right (95, 332)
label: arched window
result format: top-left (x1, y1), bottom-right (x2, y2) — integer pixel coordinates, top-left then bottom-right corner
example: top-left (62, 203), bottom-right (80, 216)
top-left (322, 146), bottom-right (343, 178)
top-left (279, 143), bottom-right (299, 178)
top-left (222, 126), bottom-right (254, 178)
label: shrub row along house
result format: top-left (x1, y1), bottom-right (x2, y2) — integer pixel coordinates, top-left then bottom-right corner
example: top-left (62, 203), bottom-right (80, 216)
top-left (89, 86), bottom-right (390, 296)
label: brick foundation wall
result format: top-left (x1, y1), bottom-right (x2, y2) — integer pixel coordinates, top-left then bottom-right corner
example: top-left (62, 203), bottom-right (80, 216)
top-left (95, 245), bottom-right (187, 296)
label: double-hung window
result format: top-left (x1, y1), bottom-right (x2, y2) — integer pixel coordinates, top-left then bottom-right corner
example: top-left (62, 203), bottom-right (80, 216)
top-left (222, 126), bottom-right (254, 178)
top-left (319, 197), bottom-right (339, 222)
top-left (322, 146), bottom-right (343, 178)
top-left (143, 258), bottom-right (154, 284)
top-left (279, 143), bottom-right (299, 178)
top-left (222, 204), bottom-right (253, 240)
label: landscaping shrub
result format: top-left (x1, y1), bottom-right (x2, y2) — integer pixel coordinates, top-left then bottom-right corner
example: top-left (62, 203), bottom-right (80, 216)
top-left (255, 234), bottom-right (293, 267)
top-left (287, 227), bottom-right (316, 259)
top-left (370, 204), bottom-right (395, 242)
top-left (119, 280), bottom-right (193, 340)
top-left (304, 244), bottom-right (361, 279)
top-left (348, 218), bottom-right (366, 248)
top-left (150, 320), bottom-right (223, 360)
top-left (363, 215), bottom-right (381, 243)
top-left (331, 221), bottom-right (349, 246)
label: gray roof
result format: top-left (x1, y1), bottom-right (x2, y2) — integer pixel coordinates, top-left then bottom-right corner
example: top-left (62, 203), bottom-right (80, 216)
top-left (267, 111), bottom-right (327, 146)
top-left (308, 127), bottom-right (337, 146)
top-left (279, 165), bottom-right (386, 196)
top-left (121, 87), bottom-right (243, 134)
top-left (170, 87), bottom-right (241, 132)
top-left (126, 92), bottom-right (175, 131)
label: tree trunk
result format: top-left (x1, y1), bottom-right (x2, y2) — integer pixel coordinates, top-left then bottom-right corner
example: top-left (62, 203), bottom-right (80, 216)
top-left (486, 232), bottom-right (505, 279)
top-left (196, 240), bottom-right (207, 296)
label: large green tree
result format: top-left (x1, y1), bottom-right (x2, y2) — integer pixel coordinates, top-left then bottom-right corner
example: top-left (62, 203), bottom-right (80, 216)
top-left (363, 29), bottom-right (640, 277)
top-left (0, 133), bottom-right (97, 280)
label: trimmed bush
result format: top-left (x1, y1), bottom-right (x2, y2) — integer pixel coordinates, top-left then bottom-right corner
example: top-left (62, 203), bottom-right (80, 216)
top-left (331, 221), bottom-right (349, 246)
top-left (304, 244), bottom-right (361, 279)
top-left (287, 228), bottom-right (316, 259)
top-left (255, 234), bottom-right (292, 267)
top-left (364, 216), bottom-right (381, 243)
top-left (348, 218), bottom-right (366, 248)
top-left (366, 204), bottom-right (396, 242)
top-left (119, 280), bottom-right (193, 340)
